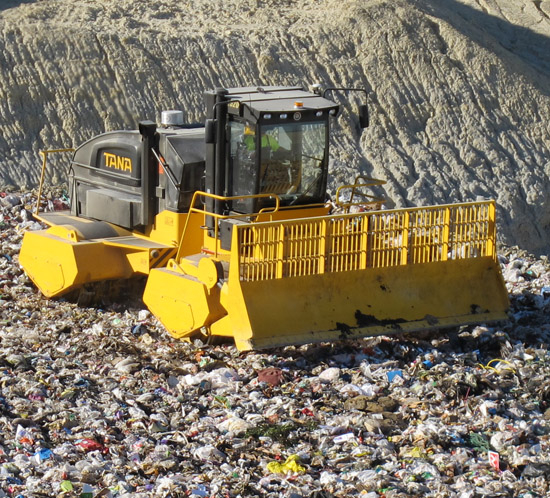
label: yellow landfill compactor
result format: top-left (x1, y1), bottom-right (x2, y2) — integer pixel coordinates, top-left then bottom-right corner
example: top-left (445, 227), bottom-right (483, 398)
top-left (19, 85), bottom-right (509, 350)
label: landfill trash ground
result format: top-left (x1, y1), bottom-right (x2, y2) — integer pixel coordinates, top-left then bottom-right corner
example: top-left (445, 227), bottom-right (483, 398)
top-left (1, 188), bottom-right (550, 497)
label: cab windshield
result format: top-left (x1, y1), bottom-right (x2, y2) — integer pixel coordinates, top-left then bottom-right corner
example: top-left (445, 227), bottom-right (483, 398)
top-left (229, 121), bottom-right (327, 208)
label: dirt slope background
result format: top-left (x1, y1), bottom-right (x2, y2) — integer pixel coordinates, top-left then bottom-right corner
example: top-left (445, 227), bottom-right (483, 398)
top-left (1, 0), bottom-right (550, 254)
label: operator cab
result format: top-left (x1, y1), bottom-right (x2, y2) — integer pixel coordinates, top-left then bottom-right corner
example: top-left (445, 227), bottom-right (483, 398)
top-left (205, 86), bottom-right (339, 214)
top-left (229, 119), bottom-right (328, 210)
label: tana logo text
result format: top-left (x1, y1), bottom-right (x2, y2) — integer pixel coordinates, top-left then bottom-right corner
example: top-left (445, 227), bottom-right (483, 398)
top-left (104, 152), bottom-right (132, 172)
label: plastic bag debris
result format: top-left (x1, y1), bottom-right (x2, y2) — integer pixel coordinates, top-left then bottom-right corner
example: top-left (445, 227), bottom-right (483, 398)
top-left (386, 369), bottom-right (403, 383)
top-left (318, 367), bottom-right (341, 382)
top-left (266, 454), bottom-right (306, 475)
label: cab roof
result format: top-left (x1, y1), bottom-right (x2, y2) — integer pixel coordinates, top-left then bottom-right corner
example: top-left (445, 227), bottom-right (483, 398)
top-left (224, 86), bottom-right (339, 118)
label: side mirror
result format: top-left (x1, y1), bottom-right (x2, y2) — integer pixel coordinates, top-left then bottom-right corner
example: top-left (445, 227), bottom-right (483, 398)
top-left (205, 119), bottom-right (216, 144)
top-left (358, 104), bottom-right (369, 129)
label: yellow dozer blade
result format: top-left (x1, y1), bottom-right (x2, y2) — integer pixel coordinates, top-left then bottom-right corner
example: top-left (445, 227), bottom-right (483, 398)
top-left (144, 200), bottom-right (509, 351)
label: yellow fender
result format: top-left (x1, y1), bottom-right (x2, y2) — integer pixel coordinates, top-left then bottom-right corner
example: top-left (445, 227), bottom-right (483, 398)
top-left (144, 257), bottom-right (226, 339)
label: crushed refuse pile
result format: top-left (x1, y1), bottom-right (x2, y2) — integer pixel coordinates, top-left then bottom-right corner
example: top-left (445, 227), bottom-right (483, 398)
top-left (1, 189), bottom-right (550, 497)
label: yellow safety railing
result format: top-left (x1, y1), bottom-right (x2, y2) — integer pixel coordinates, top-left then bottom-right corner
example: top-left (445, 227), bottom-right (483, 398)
top-left (175, 191), bottom-right (281, 260)
top-left (35, 148), bottom-right (75, 214)
top-left (334, 175), bottom-right (386, 213)
top-left (235, 201), bottom-right (496, 281)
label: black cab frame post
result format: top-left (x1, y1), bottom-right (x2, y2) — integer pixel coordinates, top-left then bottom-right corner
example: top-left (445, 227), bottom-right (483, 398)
top-left (204, 88), bottom-right (228, 231)
top-left (214, 89), bottom-right (229, 217)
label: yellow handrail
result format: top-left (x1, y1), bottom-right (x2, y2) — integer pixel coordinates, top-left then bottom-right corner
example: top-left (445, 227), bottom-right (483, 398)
top-left (175, 191), bottom-right (281, 261)
top-left (35, 148), bottom-right (75, 214)
top-left (335, 175), bottom-right (386, 213)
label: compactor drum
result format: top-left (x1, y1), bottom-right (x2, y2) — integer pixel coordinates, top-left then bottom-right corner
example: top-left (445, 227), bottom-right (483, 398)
top-left (19, 86), bottom-right (509, 350)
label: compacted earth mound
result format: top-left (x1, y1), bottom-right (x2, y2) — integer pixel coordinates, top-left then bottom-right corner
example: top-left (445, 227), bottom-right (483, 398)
top-left (1, 0), bottom-right (550, 254)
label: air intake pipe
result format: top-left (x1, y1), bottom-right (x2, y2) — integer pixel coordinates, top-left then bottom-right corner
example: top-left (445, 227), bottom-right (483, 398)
top-left (138, 120), bottom-right (157, 229)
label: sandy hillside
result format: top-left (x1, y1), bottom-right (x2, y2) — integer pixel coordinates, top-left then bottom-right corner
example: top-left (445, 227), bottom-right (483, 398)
top-left (1, 0), bottom-right (550, 254)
